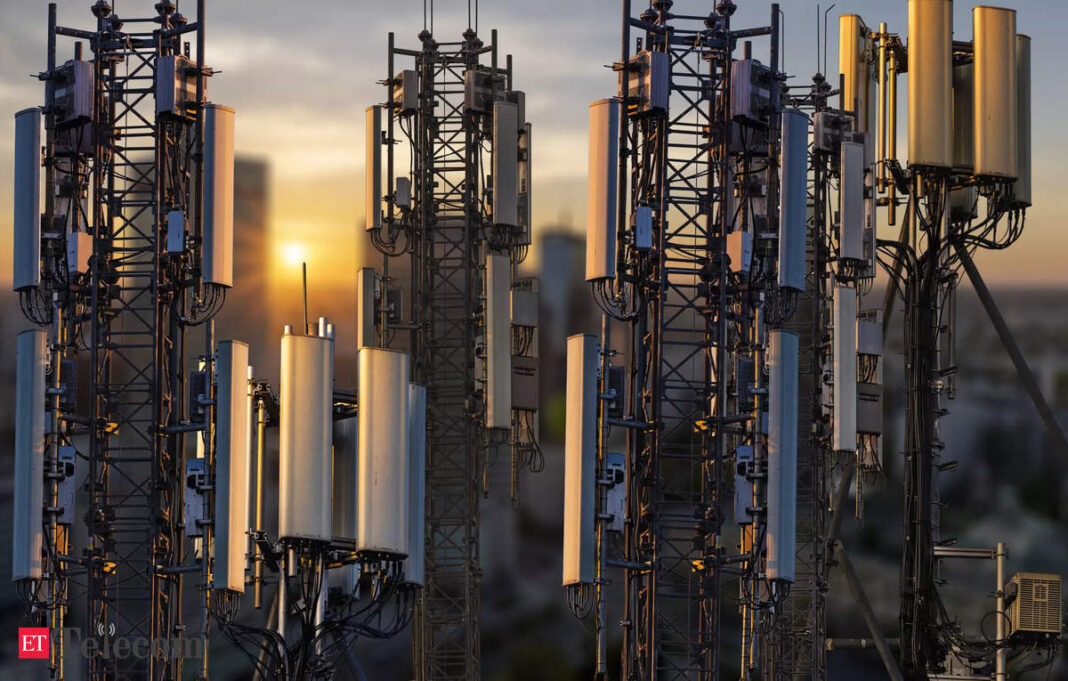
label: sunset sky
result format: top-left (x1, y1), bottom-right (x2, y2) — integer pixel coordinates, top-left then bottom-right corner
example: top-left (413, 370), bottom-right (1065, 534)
top-left (1, 0), bottom-right (1066, 290)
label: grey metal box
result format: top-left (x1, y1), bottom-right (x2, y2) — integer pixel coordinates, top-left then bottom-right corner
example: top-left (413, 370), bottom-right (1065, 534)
top-left (857, 317), bottom-right (882, 356)
top-left (511, 355), bottom-right (538, 411)
top-left (857, 382), bottom-right (882, 436)
top-left (511, 289), bottom-right (538, 328)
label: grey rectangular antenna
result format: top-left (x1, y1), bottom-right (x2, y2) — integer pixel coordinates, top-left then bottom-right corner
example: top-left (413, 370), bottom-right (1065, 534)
top-left (492, 101), bottom-right (519, 228)
top-left (486, 253), bottom-right (512, 428)
top-left (365, 106), bottom-right (383, 230)
top-left (518, 123), bottom-right (533, 245)
top-left (1014, 35), bottom-right (1031, 206)
top-left (357, 267), bottom-right (376, 349)
top-left (406, 384), bottom-right (427, 586)
top-left (840, 140), bottom-right (865, 262)
top-left (778, 108), bottom-right (808, 291)
top-left (833, 285), bottom-right (858, 452)
top-left (767, 330), bottom-right (798, 582)
top-left (331, 417), bottom-right (359, 591)
top-left (13, 330), bottom-right (47, 581)
top-left (13, 108), bottom-right (42, 291)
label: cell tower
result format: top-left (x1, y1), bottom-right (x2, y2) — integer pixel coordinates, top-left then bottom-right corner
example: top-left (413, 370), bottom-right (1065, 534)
top-left (563, 2), bottom-right (809, 679)
top-left (12, 1), bottom-right (236, 678)
top-left (767, 4), bottom-right (1060, 681)
top-left (364, 10), bottom-right (539, 681)
top-left (871, 5), bottom-right (1055, 679)
top-left (760, 13), bottom-right (891, 679)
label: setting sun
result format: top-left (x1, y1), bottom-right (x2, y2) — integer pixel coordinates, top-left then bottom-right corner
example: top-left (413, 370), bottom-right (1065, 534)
top-left (279, 240), bottom-right (306, 268)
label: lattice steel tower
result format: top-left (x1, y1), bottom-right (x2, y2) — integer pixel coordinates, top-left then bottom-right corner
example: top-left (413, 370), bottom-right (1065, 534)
top-left (12, 2), bottom-right (233, 679)
top-left (565, 2), bottom-right (806, 680)
top-left (365, 16), bottom-right (538, 681)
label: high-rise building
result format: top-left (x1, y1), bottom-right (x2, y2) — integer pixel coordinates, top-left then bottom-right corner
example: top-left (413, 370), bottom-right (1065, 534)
top-left (215, 158), bottom-right (272, 381)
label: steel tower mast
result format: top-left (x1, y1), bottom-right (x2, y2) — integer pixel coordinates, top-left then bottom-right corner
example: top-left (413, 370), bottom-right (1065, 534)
top-left (564, 2), bottom-right (799, 680)
top-left (612, 5), bottom-right (789, 678)
top-left (367, 18), bottom-right (538, 681)
top-left (12, 2), bottom-right (233, 678)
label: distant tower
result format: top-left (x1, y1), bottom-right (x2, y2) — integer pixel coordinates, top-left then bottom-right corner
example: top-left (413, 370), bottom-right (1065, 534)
top-left (365, 20), bottom-right (540, 681)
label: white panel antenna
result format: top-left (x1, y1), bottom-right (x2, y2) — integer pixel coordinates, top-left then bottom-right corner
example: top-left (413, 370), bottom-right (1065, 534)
top-left (356, 348), bottom-right (411, 556)
top-left (203, 104), bottom-right (235, 287)
top-left (278, 326), bottom-right (334, 541)
top-left (214, 340), bottom-right (250, 592)
top-left (586, 99), bottom-right (619, 282)
top-left (907, 0), bottom-right (952, 168)
top-left (973, 6), bottom-right (1018, 179)
top-left (563, 334), bottom-right (598, 586)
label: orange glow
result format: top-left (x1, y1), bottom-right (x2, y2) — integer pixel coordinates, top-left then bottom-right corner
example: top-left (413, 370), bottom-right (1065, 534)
top-left (279, 240), bottom-right (307, 269)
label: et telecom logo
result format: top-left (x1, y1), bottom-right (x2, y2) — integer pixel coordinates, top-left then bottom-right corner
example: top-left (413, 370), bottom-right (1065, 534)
top-left (18, 627), bottom-right (49, 659)
top-left (17, 626), bottom-right (203, 661)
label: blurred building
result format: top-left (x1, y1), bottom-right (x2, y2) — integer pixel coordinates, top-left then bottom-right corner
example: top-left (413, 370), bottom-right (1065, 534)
top-left (214, 157), bottom-right (274, 384)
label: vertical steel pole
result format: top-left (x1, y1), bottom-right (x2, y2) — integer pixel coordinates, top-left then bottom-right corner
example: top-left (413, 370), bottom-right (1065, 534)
top-left (596, 314), bottom-right (610, 681)
top-left (878, 23), bottom-right (887, 190)
top-left (254, 398), bottom-right (266, 609)
top-left (888, 50), bottom-right (898, 225)
top-left (618, 3), bottom-right (633, 677)
top-left (995, 542), bottom-right (1006, 681)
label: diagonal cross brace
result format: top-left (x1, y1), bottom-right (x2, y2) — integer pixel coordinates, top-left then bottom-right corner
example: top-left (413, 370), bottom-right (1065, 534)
top-left (953, 241), bottom-right (1068, 463)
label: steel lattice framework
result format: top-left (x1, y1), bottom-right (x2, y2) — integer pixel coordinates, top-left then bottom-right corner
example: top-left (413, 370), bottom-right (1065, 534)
top-left (764, 82), bottom-right (835, 681)
top-left (411, 31), bottom-right (484, 681)
top-left (607, 4), bottom-right (784, 680)
top-left (375, 25), bottom-right (535, 681)
top-left (18, 2), bottom-right (223, 679)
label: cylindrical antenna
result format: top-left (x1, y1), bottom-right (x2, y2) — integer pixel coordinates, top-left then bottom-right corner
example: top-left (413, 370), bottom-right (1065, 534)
top-left (302, 262), bottom-right (309, 334)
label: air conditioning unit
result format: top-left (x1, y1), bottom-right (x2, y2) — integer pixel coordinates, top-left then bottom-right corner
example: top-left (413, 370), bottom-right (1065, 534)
top-left (622, 50), bottom-right (668, 116)
top-left (1008, 573), bottom-right (1062, 638)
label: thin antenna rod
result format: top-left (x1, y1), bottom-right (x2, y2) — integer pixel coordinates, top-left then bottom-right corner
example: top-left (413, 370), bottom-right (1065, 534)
top-left (302, 262), bottom-right (309, 333)
top-left (824, 3), bottom-right (836, 76)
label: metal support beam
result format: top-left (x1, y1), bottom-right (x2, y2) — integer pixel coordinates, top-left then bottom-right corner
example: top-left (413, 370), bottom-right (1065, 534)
top-left (953, 241), bottom-right (1068, 462)
top-left (833, 542), bottom-right (905, 681)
